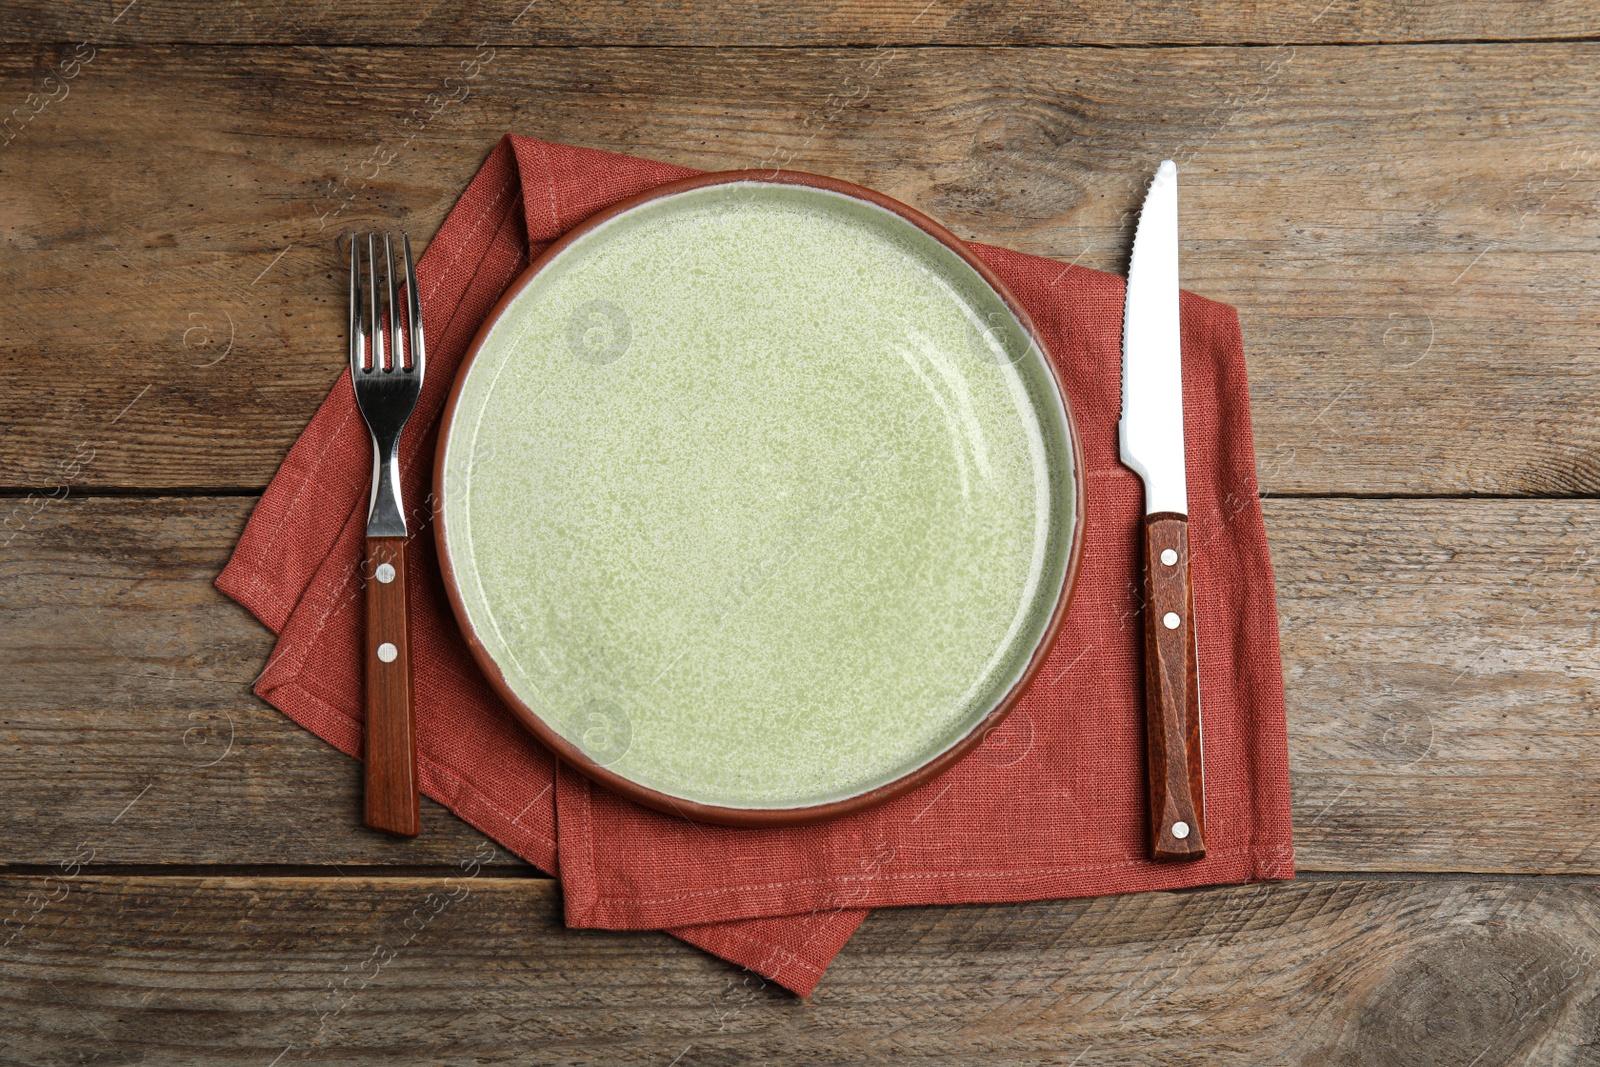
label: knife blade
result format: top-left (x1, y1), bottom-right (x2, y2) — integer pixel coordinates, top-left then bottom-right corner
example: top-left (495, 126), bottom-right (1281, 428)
top-left (1120, 160), bottom-right (1207, 862)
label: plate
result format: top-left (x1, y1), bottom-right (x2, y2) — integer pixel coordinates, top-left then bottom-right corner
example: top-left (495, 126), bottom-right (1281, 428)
top-left (435, 170), bottom-right (1083, 825)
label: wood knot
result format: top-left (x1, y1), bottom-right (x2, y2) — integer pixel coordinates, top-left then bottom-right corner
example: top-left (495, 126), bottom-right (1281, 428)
top-left (1320, 927), bottom-right (1580, 1066)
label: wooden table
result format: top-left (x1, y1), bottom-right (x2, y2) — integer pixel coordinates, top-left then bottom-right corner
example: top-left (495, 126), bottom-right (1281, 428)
top-left (3, 2), bottom-right (1597, 1062)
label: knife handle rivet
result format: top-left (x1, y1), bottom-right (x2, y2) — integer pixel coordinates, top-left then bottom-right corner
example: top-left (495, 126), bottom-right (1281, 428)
top-left (1171, 821), bottom-right (1190, 840)
top-left (1160, 549), bottom-right (1178, 567)
top-left (376, 642), bottom-right (398, 663)
top-left (1162, 611), bottom-right (1181, 630)
top-left (375, 562), bottom-right (396, 584)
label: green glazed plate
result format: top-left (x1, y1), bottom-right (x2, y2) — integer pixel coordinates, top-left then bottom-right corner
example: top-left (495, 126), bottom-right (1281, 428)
top-left (435, 172), bottom-right (1082, 825)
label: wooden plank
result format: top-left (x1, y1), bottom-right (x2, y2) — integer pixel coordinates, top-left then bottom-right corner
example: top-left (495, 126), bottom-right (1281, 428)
top-left (3, 874), bottom-right (1599, 1063)
top-left (0, 495), bottom-right (519, 867)
top-left (4, 0), bottom-right (1596, 46)
top-left (0, 704), bottom-right (528, 869)
top-left (5, 495), bottom-right (1600, 873)
top-left (1, 44), bottom-right (1597, 493)
top-left (1275, 500), bottom-right (1600, 873)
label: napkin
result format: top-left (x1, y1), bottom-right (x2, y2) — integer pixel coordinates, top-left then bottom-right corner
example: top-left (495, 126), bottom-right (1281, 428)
top-left (218, 134), bottom-right (1292, 996)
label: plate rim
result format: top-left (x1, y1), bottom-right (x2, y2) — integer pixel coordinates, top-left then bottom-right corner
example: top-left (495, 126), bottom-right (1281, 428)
top-left (432, 167), bottom-right (1087, 827)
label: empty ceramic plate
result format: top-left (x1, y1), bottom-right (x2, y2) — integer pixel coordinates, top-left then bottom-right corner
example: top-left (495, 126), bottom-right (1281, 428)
top-left (434, 170), bottom-right (1083, 825)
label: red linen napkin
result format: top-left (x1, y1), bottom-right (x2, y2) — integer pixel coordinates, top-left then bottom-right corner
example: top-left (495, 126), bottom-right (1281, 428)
top-left (218, 134), bottom-right (1292, 997)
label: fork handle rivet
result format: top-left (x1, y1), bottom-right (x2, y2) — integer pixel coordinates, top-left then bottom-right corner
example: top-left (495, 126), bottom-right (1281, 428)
top-left (375, 563), bottom-right (395, 584)
top-left (376, 642), bottom-right (398, 663)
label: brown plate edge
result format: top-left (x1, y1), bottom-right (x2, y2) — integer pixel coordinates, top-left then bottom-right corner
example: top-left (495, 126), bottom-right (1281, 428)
top-left (431, 167), bottom-right (1088, 828)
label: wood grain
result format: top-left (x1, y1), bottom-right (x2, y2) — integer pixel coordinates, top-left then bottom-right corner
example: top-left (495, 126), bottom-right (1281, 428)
top-left (0, 704), bottom-right (527, 868)
top-left (2, 0), bottom-right (1595, 46)
top-left (362, 535), bottom-right (419, 837)
top-left (1275, 499), bottom-right (1600, 874)
top-left (1, 44), bottom-right (1598, 493)
top-left (0, 1), bottom-right (1587, 1057)
top-left (0, 495), bottom-right (518, 866)
top-left (1141, 514), bottom-right (1206, 861)
top-left (6, 495), bottom-right (1600, 873)
top-left (3, 874), bottom-right (1600, 1063)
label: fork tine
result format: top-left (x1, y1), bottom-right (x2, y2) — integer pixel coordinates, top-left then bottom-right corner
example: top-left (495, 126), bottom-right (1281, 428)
top-left (367, 232), bottom-right (386, 372)
top-left (402, 233), bottom-right (425, 382)
top-left (383, 232), bottom-right (401, 372)
top-left (349, 232), bottom-right (366, 375)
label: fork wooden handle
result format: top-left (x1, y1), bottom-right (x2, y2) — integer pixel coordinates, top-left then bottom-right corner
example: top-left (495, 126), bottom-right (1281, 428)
top-left (364, 535), bottom-right (420, 837)
top-left (1142, 513), bottom-right (1206, 861)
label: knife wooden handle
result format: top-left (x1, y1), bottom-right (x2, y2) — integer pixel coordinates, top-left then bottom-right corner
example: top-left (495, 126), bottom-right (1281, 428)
top-left (1142, 513), bottom-right (1206, 861)
top-left (363, 535), bottom-right (420, 837)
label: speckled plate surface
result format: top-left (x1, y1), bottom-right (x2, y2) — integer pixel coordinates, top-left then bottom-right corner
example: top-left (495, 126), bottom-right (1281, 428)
top-left (434, 170), bottom-right (1083, 826)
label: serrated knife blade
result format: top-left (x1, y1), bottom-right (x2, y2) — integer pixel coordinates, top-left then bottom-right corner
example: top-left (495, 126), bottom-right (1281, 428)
top-left (1121, 160), bottom-right (1207, 862)
top-left (1120, 160), bottom-right (1187, 516)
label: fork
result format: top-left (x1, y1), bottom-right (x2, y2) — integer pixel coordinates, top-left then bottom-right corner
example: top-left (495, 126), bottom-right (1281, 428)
top-left (349, 232), bottom-right (425, 837)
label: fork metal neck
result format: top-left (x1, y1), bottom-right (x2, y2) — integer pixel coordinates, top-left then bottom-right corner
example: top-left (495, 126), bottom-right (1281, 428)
top-left (367, 430), bottom-right (407, 537)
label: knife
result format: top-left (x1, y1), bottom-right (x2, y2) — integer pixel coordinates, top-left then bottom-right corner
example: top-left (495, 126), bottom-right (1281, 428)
top-left (1120, 160), bottom-right (1206, 862)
